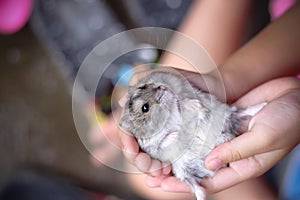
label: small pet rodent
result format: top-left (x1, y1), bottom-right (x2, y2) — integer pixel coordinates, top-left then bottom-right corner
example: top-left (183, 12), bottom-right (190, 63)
top-left (119, 68), bottom-right (266, 200)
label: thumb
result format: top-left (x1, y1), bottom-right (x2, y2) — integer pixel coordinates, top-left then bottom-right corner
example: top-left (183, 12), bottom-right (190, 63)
top-left (205, 129), bottom-right (268, 170)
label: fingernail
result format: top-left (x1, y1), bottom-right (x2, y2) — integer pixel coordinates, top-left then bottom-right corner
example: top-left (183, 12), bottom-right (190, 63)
top-left (206, 158), bottom-right (222, 170)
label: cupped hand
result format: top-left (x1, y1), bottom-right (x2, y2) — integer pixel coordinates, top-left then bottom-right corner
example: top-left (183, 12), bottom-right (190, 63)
top-left (143, 77), bottom-right (300, 194)
top-left (202, 77), bottom-right (300, 192)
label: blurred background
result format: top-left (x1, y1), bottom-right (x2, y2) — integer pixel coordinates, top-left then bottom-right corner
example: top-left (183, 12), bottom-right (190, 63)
top-left (0, 0), bottom-right (271, 199)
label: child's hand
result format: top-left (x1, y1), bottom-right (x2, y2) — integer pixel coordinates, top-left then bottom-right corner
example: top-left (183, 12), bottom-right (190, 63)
top-left (202, 77), bottom-right (300, 193)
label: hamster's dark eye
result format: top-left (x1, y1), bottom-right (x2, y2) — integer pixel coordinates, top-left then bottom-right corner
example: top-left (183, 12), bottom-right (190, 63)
top-left (142, 103), bottom-right (150, 113)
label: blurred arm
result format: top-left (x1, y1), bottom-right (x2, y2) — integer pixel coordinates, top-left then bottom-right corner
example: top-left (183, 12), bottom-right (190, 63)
top-left (160, 0), bottom-right (252, 71)
top-left (221, 1), bottom-right (300, 101)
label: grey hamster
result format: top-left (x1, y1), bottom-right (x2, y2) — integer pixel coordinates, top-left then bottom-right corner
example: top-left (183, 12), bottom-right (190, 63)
top-left (119, 68), bottom-right (266, 200)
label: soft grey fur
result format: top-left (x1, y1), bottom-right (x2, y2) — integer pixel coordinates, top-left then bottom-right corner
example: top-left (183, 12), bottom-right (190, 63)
top-left (119, 68), bottom-right (266, 200)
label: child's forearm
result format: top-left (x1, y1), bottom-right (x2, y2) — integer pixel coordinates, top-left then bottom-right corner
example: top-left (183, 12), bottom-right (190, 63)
top-left (220, 1), bottom-right (300, 101)
top-left (160, 0), bottom-right (252, 70)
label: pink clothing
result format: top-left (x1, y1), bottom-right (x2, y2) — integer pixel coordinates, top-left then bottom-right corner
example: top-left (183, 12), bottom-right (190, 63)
top-left (0, 0), bottom-right (33, 34)
top-left (269, 0), bottom-right (296, 20)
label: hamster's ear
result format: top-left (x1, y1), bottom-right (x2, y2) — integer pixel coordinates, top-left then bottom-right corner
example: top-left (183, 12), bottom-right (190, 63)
top-left (119, 112), bottom-right (132, 130)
